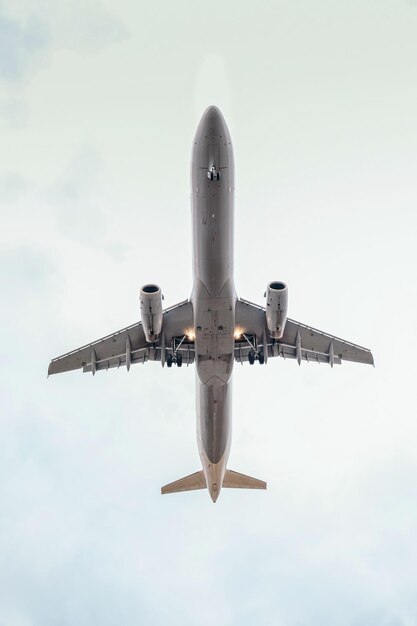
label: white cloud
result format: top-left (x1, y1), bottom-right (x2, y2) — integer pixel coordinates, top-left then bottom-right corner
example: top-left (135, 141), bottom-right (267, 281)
top-left (0, 99), bottom-right (29, 127)
top-left (0, 7), bottom-right (49, 81)
top-left (0, 171), bottom-right (33, 200)
top-left (42, 146), bottom-right (107, 243)
top-left (0, 1), bottom-right (128, 87)
top-left (48, 2), bottom-right (129, 55)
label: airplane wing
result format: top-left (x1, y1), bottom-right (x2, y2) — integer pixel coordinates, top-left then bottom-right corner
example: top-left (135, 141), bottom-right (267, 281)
top-left (48, 300), bottom-right (194, 376)
top-left (235, 298), bottom-right (374, 367)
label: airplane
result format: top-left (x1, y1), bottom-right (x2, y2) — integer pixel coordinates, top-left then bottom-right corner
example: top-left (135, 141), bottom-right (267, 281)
top-left (48, 105), bottom-right (374, 502)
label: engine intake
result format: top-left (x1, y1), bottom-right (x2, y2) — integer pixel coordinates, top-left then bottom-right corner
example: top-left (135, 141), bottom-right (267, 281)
top-left (266, 281), bottom-right (288, 339)
top-left (140, 284), bottom-right (163, 343)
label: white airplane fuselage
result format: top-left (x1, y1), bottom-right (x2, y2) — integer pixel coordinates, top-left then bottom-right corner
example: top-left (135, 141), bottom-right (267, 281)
top-left (191, 106), bottom-right (236, 502)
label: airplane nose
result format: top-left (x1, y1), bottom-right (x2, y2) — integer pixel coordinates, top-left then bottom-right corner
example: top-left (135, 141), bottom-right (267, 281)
top-left (192, 105), bottom-right (233, 176)
top-left (198, 105), bottom-right (226, 135)
top-left (201, 104), bottom-right (224, 128)
top-left (203, 105), bottom-right (222, 119)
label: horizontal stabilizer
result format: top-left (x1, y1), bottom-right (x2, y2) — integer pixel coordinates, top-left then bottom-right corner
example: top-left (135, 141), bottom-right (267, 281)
top-left (161, 470), bottom-right (206, 495)
top-left (222, 469), bottom-right (267, 490)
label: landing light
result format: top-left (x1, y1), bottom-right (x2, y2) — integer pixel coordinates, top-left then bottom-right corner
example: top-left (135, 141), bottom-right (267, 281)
top-left (186, 330), bottom-right (195, 341)
top-left (234, 328), bottom-right (243, 340)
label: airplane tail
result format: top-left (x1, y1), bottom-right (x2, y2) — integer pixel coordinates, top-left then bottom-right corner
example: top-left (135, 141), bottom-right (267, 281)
top-left (161, 470), bottom-right (206, 495)
top-left (161, 468), bottom-right (266, 496)
top-left (222, 469), bottom-right (267, 490)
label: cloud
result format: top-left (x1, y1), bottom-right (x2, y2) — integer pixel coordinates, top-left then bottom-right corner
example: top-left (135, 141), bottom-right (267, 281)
top-left (0, 8), bottom-right (49, 81)
top-left (48, 2), bottom-right (129, 55)
top-left (0, 171), bottom-right (33, 201)
top-left (0, 2), bottom-right (128, 85)
top-left (351, 610), bottom-right (405, 626)
top-left (42, 146), bottom-right (107, 244)
top-left (0, 245), bottom-right (56, 313)
top-left (0, 99), bottom-right (29, 127)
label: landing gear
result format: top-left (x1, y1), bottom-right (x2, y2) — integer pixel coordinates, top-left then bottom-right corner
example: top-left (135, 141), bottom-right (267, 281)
top-left (166, 351), bottom-right (183, 367)
top-left (207, 166), bottom-right (220, 181)
top-left (243, 335), bottom-right (266, 365)
top-left (166, 335), bottom-right (188, 369)
top-left (248, 349), bottom-right (264, 365)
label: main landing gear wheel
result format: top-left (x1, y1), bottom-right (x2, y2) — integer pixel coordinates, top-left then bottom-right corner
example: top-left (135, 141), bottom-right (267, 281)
top-left (248, 349), bottom-right (265, 365)
top-left (176, 352), bottom-right (183, 367)
top-left (167, 353), bottom-right (173, 368)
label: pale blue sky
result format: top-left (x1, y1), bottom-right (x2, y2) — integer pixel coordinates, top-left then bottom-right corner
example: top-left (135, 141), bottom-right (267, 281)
top-left (1, 1), bottom-right (417, 625)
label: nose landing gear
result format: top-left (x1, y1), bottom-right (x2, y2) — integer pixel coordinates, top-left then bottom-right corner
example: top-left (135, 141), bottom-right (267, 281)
top-left (207, 165), bottom-right (220, 181)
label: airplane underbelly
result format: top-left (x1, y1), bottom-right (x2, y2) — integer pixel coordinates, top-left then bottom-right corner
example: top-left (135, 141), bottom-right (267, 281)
top-left (190, 105), bottom-right (236, 488)
top-left (192, 172), bottom-right (235, 384)
top-left (192, 189), bottom-right (233, 295)
top-left (193, 289), bottom-right (235, 384)
top-left (196, 377), bottom-right (231, 466)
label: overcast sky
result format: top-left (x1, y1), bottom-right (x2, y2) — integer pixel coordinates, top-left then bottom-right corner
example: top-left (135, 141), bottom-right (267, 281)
top-left (1, 1), bottom-right (417, 625)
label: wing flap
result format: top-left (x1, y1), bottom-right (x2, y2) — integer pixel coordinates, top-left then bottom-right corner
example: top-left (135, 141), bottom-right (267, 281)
top-left (48, 323), bottom-right (145, 376)
top-left (81, 344), bottom-right (195, 373)
top-left (282, 319), bottom-right (373, 366)
top-left (235, 298), bottom-right (373, 367)
top-left (235, 340), bottom-right (342, 365)
top-left (48, 300), bottom-right (194, 376)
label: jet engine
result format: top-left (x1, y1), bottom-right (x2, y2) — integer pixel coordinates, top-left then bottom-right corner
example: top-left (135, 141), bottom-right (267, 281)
top-left (140, 284), bottom-right (163, 343)
top-left (265, 281), bottom-right (288, 339)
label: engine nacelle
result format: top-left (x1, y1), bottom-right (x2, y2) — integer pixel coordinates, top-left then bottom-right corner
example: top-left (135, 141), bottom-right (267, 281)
top-left (140, 284), bottom-right (163, 343)
top-left (265, 281), bottom-right (288, 339)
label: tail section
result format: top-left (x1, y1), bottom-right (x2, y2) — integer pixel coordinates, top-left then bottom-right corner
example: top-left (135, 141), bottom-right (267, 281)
top-left (222, 469), bottom-right (267, 490)
top-left (161, 470), bottom-right (206, 495)
top-left (161, 469), bottom-right (266, 498)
